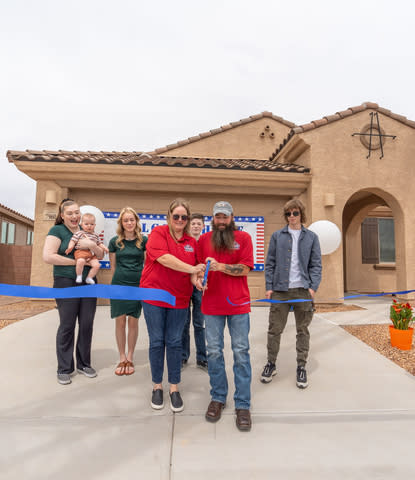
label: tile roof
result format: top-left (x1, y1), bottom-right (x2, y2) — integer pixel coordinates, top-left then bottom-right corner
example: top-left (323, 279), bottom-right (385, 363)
top-left (7, 150), bottom-right (150, 164)
top-left (149, 111), bottom-right (297, 154)
top-left (0, 202), bottom-right (34, 224)
top-left (269, 102), bottom-right (415, 160)
top-left (7, 150), bottom-right (309, 173)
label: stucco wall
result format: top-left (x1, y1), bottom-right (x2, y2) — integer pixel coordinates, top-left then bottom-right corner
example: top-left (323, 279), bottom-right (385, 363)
top-left (161, 118), bottom-right (292, 160)
top-left (30, 181), bottom-right (68, 287)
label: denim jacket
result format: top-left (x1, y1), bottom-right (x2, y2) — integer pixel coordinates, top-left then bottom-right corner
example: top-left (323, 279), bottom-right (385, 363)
top-left (265, 225), bottom-right (322, 292)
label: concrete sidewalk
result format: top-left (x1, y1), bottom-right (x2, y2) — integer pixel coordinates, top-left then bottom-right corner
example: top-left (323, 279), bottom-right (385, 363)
top-left (0, 302), bottom-right (414, 479)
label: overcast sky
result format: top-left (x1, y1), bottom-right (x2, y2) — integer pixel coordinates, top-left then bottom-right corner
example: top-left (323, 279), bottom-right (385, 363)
top-left (1, 0), bottom-right (414, 218)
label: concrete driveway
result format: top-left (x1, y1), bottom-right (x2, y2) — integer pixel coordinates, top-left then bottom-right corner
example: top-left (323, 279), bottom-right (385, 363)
top-left (0, 302), bottom-right (414, 479)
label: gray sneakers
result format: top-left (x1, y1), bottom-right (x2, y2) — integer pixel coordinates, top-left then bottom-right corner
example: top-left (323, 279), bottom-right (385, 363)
top-left (76, 367), bottom-right (97, 378)
top-left (57, 373), bottom-right (72, 385)
top-left (58, 367), bottom-right (97, 385)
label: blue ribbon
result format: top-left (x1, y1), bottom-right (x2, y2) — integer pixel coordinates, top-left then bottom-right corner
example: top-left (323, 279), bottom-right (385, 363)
top-left (227, 289), bottom-right (415, 307)
top-left (0, 283), bottom-right (176, 306)
top-left (202, 260), bottom-right (211, 287)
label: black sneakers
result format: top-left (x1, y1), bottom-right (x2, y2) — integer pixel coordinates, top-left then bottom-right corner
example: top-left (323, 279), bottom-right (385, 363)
top-left (296, 366), bottom-right (308, 389)
top-left (260, 361), bottom-right (277, 383)
top-left (169, 391), bottom-right (184, 412)
top-left (151, 389), bottom-right (183, 412)
top-left (196, 360), bottom-right (208, 372)
top-left (151, 389), bottom-right (164, 410)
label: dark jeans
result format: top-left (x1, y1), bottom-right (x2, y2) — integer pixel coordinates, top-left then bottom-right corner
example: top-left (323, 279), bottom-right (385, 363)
top-left (54, 276), bottom-right (97, 374)
top-left (181, 287), bottom-right (207, 362)
top-left (142, 302), bottom-right (188, 385)
top-left (267, 288), bottom-right (314, 367)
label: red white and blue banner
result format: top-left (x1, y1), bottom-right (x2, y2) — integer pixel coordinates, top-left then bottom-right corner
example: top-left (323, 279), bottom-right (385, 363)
top-left (101, 212), bottom-right (265, 271)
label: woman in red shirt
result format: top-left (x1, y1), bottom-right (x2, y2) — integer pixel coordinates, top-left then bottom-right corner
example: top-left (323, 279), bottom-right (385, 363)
top-left (140, 198), bottom-right (205, 412)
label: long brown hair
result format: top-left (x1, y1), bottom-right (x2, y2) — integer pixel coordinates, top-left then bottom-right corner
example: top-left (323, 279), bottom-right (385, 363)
top-left (166, 198), bottom-right (191, 240)
top-left (55, 198), bottom-right (77, 225)
top-left (283, 198), bottom-right (307, 224)
top-left (115, 206), bottom-right (143, 249)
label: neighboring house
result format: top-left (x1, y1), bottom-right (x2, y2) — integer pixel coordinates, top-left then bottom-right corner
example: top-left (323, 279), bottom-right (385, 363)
top-left (0, 203), bottom-right (34, 285)
top-left (6, 102), bottom-right (415, 301)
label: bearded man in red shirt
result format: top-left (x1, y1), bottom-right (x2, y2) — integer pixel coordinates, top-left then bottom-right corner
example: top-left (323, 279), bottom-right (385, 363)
top-left (197, 201), bottom-right (254, 432)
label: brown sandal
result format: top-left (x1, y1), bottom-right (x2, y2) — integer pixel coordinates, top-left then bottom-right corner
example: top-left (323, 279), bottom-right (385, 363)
top-left (125, 360), bottom-right (135, 375)
top-left (115, 361), bottom-right (127, 376)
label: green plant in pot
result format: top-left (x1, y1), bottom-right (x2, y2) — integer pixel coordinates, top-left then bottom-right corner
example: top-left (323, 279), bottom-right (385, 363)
top-left (390, 299), bottom-right (413, 330)
top-left (389, 299), bottom-right (414, 350)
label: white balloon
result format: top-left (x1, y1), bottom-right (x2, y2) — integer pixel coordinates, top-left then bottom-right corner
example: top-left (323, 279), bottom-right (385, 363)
top-left (80, 205), bottom-right (105, 239)
top-left (308, 220), bottom-right (341, 255)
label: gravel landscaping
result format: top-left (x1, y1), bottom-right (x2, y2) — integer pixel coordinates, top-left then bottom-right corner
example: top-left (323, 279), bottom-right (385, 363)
top-left (0, 299), bottom-right (54, 329)
top-left (341, 323), bottom-right (415, 375)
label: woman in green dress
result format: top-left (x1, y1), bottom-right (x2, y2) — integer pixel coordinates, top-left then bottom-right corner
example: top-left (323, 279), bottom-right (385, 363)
top-left (109, 206), bottom-right (147, 376)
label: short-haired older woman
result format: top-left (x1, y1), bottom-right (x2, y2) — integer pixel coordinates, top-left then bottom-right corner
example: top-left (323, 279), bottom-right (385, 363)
top-left (108, 207), bottom-right (147, 376)
top-left (140, 198), bottom-right (205, 412)
top-left (43, 199), bottom-right (105, 385)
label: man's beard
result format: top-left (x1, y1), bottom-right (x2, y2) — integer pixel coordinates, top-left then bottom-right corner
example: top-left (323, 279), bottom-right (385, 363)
top-left (211, 220), bottom-right (237, 251)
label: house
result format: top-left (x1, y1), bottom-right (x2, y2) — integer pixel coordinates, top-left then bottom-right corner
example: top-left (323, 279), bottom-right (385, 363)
top-left (7, 102), bottom-right (414, 301)
top-left (0, 203), bottom-right (34, 285)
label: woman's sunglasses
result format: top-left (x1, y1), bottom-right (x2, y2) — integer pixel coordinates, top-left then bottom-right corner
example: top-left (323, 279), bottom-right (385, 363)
top-left (284, 211), bottom-right (300, 217)
top-left (172, 214), bottom-right (188, 221)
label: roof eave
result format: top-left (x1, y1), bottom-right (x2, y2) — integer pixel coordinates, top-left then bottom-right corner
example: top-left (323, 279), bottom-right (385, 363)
top-left (271, 133), bottom-right (310, 163)
top-left (10, 160), bottom-right (311, 197)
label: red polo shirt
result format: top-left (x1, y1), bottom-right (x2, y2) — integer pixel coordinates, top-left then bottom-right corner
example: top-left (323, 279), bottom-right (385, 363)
top-left (197, 230), bottom-right (254, 315)
top-left (140, 225), bottom-right (197, 309)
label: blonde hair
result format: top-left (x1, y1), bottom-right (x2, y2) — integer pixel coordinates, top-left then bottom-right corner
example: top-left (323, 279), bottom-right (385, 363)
top-left (283, 198), bottom-right (307, 224)
top-left (167, 198), bottom-right (191, 239)
top-left (115, 207), bottom-right (143, 249)
top-left (81, 213), bottom-right (96, 223)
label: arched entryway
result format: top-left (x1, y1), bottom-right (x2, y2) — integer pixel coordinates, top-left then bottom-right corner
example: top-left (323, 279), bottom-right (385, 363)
top-left (342, 188), bottom-right (405, 294)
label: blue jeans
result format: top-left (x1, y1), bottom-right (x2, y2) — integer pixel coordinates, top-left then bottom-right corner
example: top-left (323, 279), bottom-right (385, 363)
top-left (181, 287), bottom-right (207, 362)
top-left (143, 303), bottom-right (188, 385)
top-left (204, 313), bottom-right (251, 409)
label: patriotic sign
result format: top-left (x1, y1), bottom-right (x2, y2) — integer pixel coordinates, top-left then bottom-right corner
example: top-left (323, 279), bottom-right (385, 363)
top-left (101, 212), bottom-right (264, 271)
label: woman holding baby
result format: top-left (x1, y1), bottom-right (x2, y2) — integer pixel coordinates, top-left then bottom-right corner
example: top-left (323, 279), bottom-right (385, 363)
top-left (43, 198), bottom-right (105, 386)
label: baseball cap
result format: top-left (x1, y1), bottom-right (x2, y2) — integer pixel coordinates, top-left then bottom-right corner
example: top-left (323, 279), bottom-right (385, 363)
top-left (213, 201), bottom-right (233, 216)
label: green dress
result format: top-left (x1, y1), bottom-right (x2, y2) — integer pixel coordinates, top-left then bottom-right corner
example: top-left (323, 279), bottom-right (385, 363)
top-left (109, 236), bottom-right (147, 319)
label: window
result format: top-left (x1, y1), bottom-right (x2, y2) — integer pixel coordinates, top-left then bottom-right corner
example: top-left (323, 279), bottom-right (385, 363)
top-left (1, 221), bottom-right (15, 244)
top-left (361, 217), bottom-right (395, 264)
top-left (27, 230), bottom-right (34, 245)
top-left (0, 221), bottom-right (5, 243)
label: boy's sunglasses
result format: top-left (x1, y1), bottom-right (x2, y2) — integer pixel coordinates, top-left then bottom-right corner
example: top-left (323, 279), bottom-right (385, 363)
top-left (172, 214), bottom-right (188, 221)
top-left (284, 211), bottom-right (300, 217)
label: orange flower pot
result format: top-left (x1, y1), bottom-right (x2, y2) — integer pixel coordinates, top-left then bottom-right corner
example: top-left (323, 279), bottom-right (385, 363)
top-left (389, 325), bottom-right (414, 350)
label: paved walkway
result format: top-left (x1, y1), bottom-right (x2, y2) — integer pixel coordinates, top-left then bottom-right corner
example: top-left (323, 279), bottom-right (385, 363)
top-left (0, 301), bottom-right (414, 479)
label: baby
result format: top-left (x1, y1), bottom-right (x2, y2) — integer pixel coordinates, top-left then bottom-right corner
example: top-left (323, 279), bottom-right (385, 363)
top-left (65, 212), bottom-right (109, 284)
